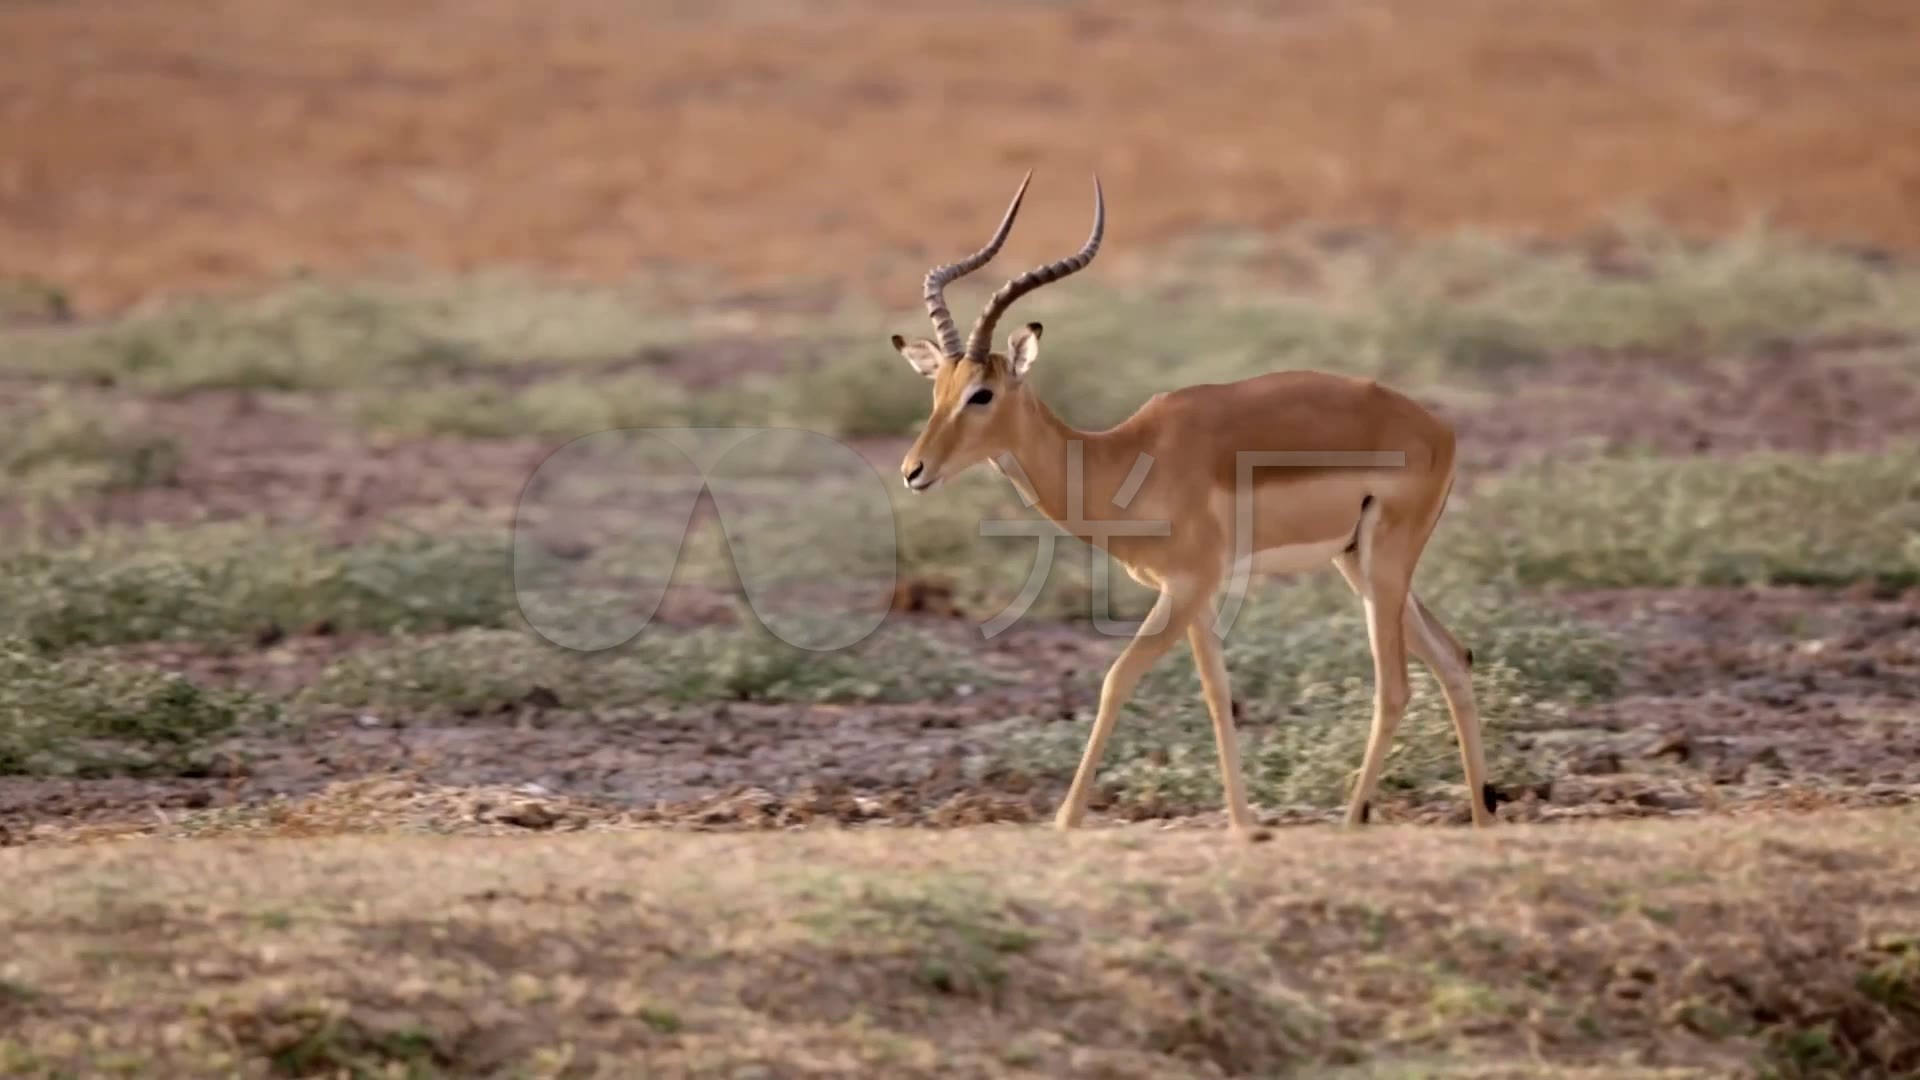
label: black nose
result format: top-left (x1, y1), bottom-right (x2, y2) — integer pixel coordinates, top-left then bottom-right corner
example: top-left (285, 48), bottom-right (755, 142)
top-left (906, 462), bottom-right (925, 483)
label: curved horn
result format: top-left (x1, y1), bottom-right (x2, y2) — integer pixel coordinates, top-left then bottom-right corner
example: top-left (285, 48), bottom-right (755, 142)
top-left (964, 174), bottom-right (1104, 363)
top-left (921, 172), bottom-right (1031, 359)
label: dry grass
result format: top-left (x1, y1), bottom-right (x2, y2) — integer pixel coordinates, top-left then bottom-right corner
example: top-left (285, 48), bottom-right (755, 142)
top-left (4, 1), bottom-right (1919, 312)
top-left (1439, 448), bottom-right (1920, 590)
top-left (0, 276), bottom-right (705, 393)
top-left (6, 226), bottom-right (1915, 448)
top-left (301, 620), bottom-right (1001, 714)
top-left (3, 811), bottom-right (1916, 1077)
top-left (0, 522), bottom-right (513, 653)
top-left (0, 390), bottom-right (181, 498)
top-left (0, 641), bottom-right (266, 778)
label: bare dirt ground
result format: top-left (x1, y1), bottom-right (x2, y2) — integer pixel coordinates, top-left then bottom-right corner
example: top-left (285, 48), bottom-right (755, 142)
top-left (4, 0), bottom-right (1920, 313)
top-left (1452, 346), bottom-right (1920, 471)
top-left (0, 383), bottom-right (555, 539)
top-left (4, 813), bottom-right (1918, 1077)
top-left (8, 581), bottom-right (1916, 845)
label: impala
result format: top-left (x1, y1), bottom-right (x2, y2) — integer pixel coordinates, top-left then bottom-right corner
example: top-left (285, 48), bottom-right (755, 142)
top-left (889, 172), bottom-right (1497, 837)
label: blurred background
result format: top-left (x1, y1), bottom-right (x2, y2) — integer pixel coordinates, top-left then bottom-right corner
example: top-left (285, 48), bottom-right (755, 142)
top-left (5, 0), bottom-right (1917, 311)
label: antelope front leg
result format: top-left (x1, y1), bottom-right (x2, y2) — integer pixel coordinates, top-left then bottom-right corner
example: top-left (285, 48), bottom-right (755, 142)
top-left (1055, 583), bottom-right (1203, 830)
top-left (1186, 619), bottom-right (1259, 836)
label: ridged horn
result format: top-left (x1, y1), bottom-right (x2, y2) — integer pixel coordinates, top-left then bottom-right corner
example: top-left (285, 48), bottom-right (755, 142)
top-left (920, 171), bottom-right (1031, 359)
top-left (963, 174), bottom-right (1103, 363)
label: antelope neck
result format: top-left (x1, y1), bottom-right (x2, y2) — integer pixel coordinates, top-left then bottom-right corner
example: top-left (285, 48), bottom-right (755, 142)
top-left (999, 390), bottom-right (1127, 539)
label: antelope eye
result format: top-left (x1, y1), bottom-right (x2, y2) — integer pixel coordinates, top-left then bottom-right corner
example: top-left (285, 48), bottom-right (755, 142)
top-left (967, 388), bottom-right (995, 407)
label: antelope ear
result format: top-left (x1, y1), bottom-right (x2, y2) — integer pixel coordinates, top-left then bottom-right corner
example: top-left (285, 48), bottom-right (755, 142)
top-left (1008, 322), bottom-right (1043, 377)
top-left (891, 334), bottom-right (945, 379)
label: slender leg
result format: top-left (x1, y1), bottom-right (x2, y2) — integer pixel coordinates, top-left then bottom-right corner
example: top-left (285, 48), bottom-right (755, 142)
top-left (1342, 555), bottom-right (1413, 828)
top-left (1407, 598), bottom-right (1494, 827)
top-left (1408, 592), bottom-right (1469, 665)
top-left (1334, 556), bottom-right (1493, 827)
top-left (1056, 578), bottom-right (1208, 830)
top-left (1187, 616), bottom-right (1259, 836)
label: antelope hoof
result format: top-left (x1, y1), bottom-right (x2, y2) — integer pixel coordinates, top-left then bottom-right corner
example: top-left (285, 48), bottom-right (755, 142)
top-left (1482, 782), bottom-right (1507, 814)
top-left (1232, 825), bottom-right (1273, 844)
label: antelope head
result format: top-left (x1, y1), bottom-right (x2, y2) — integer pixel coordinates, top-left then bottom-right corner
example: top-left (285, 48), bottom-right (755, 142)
top-left (893, 172), bottom-right (1105, 492)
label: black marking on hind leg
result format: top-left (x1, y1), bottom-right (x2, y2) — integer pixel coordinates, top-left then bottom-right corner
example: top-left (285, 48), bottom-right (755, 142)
top-left (1358, 801), bottom-right (1371, 825)
top-left (1464, 647), bottom-right (1475, 668)
top-left (1481, 783), bottom-right (1507, 816)
top-left (1344, 495), bottom-right (1376, 555)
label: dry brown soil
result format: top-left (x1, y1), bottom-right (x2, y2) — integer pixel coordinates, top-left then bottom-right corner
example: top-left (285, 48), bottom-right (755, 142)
top-left (5, 0), bottom-right (1920, 313)
top-left (4, 813), bottom-right (1918, 1077)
